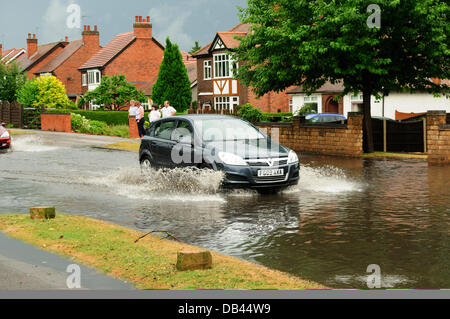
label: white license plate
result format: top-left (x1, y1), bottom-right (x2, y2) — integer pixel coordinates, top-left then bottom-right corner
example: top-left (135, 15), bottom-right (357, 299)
top-left (258, 169), bottom-right (284, 177)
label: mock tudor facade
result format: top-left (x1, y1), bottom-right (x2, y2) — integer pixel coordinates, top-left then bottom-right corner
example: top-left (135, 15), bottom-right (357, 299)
top-left (193, 24), bottom-right (290, 113)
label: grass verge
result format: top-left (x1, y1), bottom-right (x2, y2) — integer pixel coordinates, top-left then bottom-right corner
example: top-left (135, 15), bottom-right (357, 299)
top-left (100, 142), bottom-right (140, 152)
top-left (362, 152), bottom-right (428, 159)
top-left (0, 214), bottom-right (324, 290)
top-left (9, 130), bottom-right (37, 136)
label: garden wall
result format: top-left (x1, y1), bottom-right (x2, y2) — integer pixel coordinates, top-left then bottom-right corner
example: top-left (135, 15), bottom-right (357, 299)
top-left (427, 111), bottom-right (450, 165)
top-left (41, 113), bottom-right (71, 133)
top-left (257, 113), bottom-right (364, 157)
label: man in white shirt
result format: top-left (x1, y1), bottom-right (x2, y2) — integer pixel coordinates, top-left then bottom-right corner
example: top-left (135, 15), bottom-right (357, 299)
top-left (161, 100), bottom-right (177, 118)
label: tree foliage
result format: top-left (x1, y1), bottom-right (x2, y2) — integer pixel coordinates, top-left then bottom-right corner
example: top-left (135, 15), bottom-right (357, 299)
top-left (78, 75), bottom-right (146, 110)
top-left (0, 62), bottom-right (27, 102)
top-left (235, 0), bottom-right (449, 152)
top-left (17, 74), bottom-right (72, 108)
top-left (189, 41), bottom-right (202, 54)
top-left (152, 38), bottom-right (192, 112)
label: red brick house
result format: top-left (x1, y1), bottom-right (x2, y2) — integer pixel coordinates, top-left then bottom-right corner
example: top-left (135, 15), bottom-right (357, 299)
top-left (192, 23), bottom-right (290, 113)
top-left (78, 16), bottom-right (165, 110)
top-left (15, 34), bottom-right (67, 79)
top-left (35, 26), bottom-right (102, 102)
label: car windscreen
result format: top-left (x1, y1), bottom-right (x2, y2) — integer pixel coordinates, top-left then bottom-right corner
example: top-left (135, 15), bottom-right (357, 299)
top-left (193, 119), bottom-right (265, 142)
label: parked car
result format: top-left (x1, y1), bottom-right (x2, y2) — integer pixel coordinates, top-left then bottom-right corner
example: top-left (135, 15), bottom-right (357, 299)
top-left (0, 123), bottom-right (11, 149)
top-left (305, 113), bottom-right (347, 123)
top-left (139, 115), bottom-right (300, 194)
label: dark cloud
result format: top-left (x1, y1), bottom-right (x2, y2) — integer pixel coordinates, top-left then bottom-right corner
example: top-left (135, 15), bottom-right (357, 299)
top-left (0, 0), bottom-right (247, 51)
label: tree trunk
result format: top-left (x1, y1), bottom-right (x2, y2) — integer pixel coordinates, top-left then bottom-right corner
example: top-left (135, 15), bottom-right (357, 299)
top-left (363, 90), bottom-right (374, 153)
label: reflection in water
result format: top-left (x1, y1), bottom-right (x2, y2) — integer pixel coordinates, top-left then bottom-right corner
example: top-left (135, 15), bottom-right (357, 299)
top-left (0, 137), bottom-right (449, 288)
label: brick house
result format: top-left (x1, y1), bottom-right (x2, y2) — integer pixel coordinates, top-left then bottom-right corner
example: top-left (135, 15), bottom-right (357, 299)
top-left (35, 26), bottom-right (102, 102)
top-left (192, 23), bottom-right (290, 113)
top-left (78, 16), bottom-right (165, 110)
top-left (15, 34), bottom-right (67, 79)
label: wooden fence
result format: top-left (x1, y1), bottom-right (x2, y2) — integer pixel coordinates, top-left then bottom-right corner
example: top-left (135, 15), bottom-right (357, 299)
top-left (0, 101), bottom-right (24, 128)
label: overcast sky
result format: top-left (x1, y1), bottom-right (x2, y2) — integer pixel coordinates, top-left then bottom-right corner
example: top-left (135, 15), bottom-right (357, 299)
top-left (0, 0), bottom-right (248, 52)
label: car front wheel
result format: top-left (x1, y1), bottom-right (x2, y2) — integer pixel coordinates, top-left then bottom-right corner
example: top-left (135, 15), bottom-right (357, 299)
top-left (140, 156), bottom-right (152, 171)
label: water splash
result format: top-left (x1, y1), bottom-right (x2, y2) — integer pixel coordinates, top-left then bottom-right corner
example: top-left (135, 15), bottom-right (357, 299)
top-left (285, 165), bottom-right (364, 194)
top-left (87, 167), bottom-right (226, 202)
top-left (11, 135), bottom-right (59, 153)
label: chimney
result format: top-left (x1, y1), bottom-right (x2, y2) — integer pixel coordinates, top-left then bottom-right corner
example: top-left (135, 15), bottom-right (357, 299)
top-left (82, 25), bottom-right (100, 49)
top-left (27, 33), bottom-right (38, 58)
top-left (133, 15), bottom-right (152, 39)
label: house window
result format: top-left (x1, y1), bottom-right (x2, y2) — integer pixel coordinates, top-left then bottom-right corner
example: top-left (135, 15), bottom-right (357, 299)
top-left (82, 74), bottom-right (87, 86)
top-left (88, 70), bottom-right (101, 85)
top-left (214, 96), bottom-right (231, 110)
top-left (351, 94), bottom-right (363, 102)
top-left (204, 60), bottom-right (212, 80)
top-left (304, 96), bottom-right (318, 103)
top-left (214, 53), bottom-right (230, 78)
top-left (289, 98), bottom-right (293, 113)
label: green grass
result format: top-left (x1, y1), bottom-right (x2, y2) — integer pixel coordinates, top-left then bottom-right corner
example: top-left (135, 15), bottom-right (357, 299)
top-left (100, 142), bottom-right (140, 152)
top-left (0, 214), bottom-right (324, 290)
top-left (9, 130), bottom-right (37, 136)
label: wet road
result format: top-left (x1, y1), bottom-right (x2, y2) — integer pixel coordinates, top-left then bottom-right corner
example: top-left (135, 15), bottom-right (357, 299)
top-left (1, 132), bottom-right (449, 289)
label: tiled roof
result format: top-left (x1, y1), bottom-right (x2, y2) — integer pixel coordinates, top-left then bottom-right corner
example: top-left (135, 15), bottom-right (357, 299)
top-left (217, 32), bottom-right (247, 49)
top-left (192, 23), bottom-right (252, 57)
top-left (287, 81), bottom-right (345, 94)
top-left (186, 62), bottom-right (197, 84)
top-left (15, 42), bottom-right (65, 72)
top-left (79, 32), bottom-right (136, 70)
top-left (1, 48), bottom-right (25, 64)
top-left (37, 40), bottom-right (84, 74)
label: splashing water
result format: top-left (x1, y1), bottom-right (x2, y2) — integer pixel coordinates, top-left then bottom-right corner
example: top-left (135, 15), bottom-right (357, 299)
top-left (87, 167), bottom-right (226, 202)
top-left (11, 135), bottom-right (59, 153)
top-left (285, 165), bottom-right (364, 194)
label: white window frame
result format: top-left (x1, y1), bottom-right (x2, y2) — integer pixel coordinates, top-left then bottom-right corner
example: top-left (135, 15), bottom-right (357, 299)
top-left (351, 93), bottom-right (364, 102)
top-left (213, 53), bottom-right (231, 79)
top-left (304, 96), bottom-right (319, 103)
top-left (214, 96), bottom-right (231, 111)
top-left (82, 74), bottom-right (87, 86)
top-left (204, 60), bottom-right (212, 80)
top-left (88, 70), bottom-right (101, 85)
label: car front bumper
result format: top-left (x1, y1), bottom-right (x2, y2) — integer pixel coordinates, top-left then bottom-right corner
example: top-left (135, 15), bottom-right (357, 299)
top-left (221, 163), bottom-right (300, 189)
top-left (0, 137), bottom-right (10, 149)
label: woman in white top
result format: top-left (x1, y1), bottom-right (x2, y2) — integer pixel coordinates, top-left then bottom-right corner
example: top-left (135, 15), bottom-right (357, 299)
top-left (149, 105), bottom-right (161, 123)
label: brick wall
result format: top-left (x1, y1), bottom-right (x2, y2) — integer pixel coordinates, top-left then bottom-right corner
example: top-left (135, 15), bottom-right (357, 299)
top-left (41, 113), bottom-right (71, 132)
top-left (257, 113), bottom-right (364, 157)
top-left (427, 111), bottom-right (450, 165)
top-left (247, 88), bottom-right (290, 113)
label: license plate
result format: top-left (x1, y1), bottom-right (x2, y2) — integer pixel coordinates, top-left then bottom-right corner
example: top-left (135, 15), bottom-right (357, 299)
top-left (257, 169), bottom-right (284, 177)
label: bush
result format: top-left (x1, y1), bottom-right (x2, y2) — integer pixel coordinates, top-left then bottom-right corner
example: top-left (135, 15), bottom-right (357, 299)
top-left (296, 103), bottom-right (318, 116)
top-left (237, 104), bottom-right (267, 123)
top-left (89, 120), bottom-right (109, 135)
top-left (70, 113), bottom-right (129, 138)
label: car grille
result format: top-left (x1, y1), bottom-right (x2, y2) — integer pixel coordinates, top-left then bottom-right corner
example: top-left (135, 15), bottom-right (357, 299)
top-left (246, 158), bottom-right (289, 167)
top-left (254, 174), bottom-right (288, 183)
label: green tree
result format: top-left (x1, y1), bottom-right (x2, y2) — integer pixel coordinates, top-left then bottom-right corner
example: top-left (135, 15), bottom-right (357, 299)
top-left (189, 41), bottom-right (202, 55)
top-left (152, 38), bottom-right (192, 112)
top-left (17, 74), bottom-right (71, 108)
top-left (78, 75), bottom-right (146, 110)
top-left (0, 62), bottom-right (27, 102)
top-left (234, 0), bottom-right (449, 152)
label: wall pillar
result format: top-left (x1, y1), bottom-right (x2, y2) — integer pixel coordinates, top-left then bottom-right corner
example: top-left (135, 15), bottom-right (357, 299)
top-left (427, 111), bottom-right (450, 165)
top-left (129, 116), bottom-right (139, 139)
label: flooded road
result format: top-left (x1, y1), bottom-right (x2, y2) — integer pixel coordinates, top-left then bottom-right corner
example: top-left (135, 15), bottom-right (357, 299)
top-left (1, 133), bottom-right (449, 289)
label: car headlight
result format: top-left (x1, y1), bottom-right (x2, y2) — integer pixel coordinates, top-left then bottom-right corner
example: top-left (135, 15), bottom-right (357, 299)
top-left (288, 150), bottom-right (299, 164)
top-left (218, 152), bottom-right (248, 166)
top-left (0, 131), bottom-right (9, 138)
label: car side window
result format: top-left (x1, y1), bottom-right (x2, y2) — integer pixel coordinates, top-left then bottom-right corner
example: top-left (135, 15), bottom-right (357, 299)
top-left (154, 121), bottom-right (177, 140)
top-left (171, 121), bottom-right (194, 142)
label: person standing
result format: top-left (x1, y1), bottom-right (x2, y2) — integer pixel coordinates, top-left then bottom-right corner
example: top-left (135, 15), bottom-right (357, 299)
top-left (161, 100), bottom-right (177, 118)
top-left (149, 104), bottom-right (161, 123)
top-left (128, 100), bottom-right (137, 119)
top-left (136, 101), bottom-right (145, 139)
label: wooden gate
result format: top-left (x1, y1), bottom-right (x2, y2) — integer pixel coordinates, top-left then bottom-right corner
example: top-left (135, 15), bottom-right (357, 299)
top-left (0, 101), bottom-right (24, 128)
top-left (372, 118), bottom-right (425, 153)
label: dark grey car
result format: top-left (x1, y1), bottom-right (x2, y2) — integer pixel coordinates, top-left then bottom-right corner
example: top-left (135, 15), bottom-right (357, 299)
top-left (139, 115), bottom-right (300, 194)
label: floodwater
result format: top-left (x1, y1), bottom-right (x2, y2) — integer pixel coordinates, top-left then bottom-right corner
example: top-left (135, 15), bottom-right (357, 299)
top-left (0, 135), bottom-right (449, 289)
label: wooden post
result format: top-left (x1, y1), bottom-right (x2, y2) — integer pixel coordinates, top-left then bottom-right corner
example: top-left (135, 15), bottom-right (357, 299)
top-left (383, 118), bottom-right (387, 153)
top-left (30, 207), bottom-right (56, 220)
